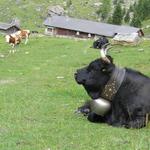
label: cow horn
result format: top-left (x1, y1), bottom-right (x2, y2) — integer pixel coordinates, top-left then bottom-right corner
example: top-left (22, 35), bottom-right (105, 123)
top-left (100, 44), bottom-right (112, 63)
top-left (102, 57), bottom-right (111, 63)
top-left (100, 43), bottom-right (113, 63)
top-left (100, 49), bottom-right (110, 63)
top-left (101, 43), bottom-right (110, 49)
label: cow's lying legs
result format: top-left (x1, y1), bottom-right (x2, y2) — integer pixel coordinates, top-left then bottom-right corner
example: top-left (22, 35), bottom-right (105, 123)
top-left (25, 38), bottom-right (28, 44)
top-left (88, 112), bottom-right (105, 123)
top-left (125, 108), bottom-right (146, 128)
top-left (76, 101), bottom-right (91, 115)
top-left (25, 35), bottom-right (29, 44)
top-left (76, 101), bottom-right (105, 123)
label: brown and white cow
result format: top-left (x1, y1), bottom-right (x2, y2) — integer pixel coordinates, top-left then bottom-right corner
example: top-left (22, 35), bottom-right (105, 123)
top-left (15, 29), bottom-right (30, 44)
top-left (5, 34), bottom-right (21, 53)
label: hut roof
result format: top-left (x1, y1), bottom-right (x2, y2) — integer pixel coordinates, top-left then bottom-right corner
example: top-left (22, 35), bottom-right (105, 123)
top-left (0, 22), bottom-right (20, 30)
top-left (43, 16), bottom-right (142, 37)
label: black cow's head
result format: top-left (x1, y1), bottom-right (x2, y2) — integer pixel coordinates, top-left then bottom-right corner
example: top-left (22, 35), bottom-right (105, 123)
top-left (75, 56), bottom-right (115, 99)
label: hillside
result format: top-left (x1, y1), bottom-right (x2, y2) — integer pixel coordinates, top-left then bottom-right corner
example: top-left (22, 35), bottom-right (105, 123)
top-left (0, 0), bottom-right (149, 35)
top-left (0, 0), bottom-right (105, 31)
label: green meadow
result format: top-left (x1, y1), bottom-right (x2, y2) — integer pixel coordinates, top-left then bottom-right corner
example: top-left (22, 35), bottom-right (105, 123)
top-left (0, 36), bottom-right (150, 150)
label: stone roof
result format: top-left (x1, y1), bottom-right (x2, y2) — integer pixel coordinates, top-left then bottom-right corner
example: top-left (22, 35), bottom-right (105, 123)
top-left (0, 22), bottom-right (20, 30)
top-left (43, 15), bottom-right (142, 37)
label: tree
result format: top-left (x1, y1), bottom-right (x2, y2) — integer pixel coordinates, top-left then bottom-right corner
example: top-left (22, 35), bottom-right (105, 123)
top-left (134, 0), bottom-right (150, 21)
top-left (112, 3), bottom-right (123, 25)
top-left (119, 0), bottom-right (124, 4)
top-left (101, 0), bottom-right (111, 21)
top-left (113, 0), bottom-right (118, 5)
top-left (130, 12), bottom-right (142, 27)
top-left (135, 0), bottom-right (145, 20)
top-left (124, 10), bottom-right (130, 23)
top-left (107, 16), bottom-right (112, 24)
top-left (122, 7), bottom-right (126, 21)
top-left (66, 0), bottom-right (72, 8)
top-left (122, 8), bottom-right (126, 17)
top-left (129, 4), bottom-right (134, 12)
top-left (95, 8), bottom-right (101, 17)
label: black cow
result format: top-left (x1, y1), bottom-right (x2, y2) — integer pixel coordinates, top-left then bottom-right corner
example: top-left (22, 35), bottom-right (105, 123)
top-left (74, 56), bottom-right (150, 128)
top-left (93, 36), bottom-right (109, 49)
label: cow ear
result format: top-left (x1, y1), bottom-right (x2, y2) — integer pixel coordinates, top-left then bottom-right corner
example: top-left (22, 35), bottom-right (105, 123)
top-left (106, 64), bottom-right (114, 73)
top-left (100, 64), bottom-right (114, 74)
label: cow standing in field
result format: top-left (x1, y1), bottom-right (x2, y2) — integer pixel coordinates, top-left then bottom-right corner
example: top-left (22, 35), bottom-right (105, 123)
top-left (5, 29), bottom-right (30, 53)
top-left (15, 29), bottom-right (30, 44)
top-left (5, 34), bottom-right (21, 53)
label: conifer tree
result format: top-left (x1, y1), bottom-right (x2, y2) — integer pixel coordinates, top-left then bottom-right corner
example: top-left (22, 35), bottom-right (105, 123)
top-left (132, 0), bottom-right (150, 21)
top-left (124, 10), bottom-right (130, 23)
top-left (96, 0), bottom-right (111, 21)
top-left (107, 16), bottom-right (113, 24)
top-left (101, 0), bottom-right (111, 20)
top-left (113, 0), bottom-right (118, 5)
top-left (66, 0), bottom-right (72, 8)
top-left (130, 12), bottom-right (142, 27)
top-left (112, 3), bottom-right (123, 25)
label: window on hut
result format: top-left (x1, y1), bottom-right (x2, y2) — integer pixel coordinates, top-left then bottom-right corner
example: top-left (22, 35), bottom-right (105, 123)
top-left (47, 27), bottom-right (53, 32)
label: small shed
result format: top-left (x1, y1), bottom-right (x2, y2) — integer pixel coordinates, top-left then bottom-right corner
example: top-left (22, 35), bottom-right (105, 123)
top-left (43, 15), bottom-right (144, 39)
top-left (0, 22), bottom-right (20, 35)
top-left (112, 33), bottom-right (141, 45)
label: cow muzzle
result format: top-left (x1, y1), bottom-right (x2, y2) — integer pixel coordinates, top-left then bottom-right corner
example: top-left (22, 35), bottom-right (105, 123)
top-left (74, 70), bottom-right (87, 84)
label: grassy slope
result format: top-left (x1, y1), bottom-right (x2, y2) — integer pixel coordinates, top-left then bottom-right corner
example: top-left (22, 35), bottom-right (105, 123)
top-left (0, 0), bottom-right (100, 31)
top-left (0, 36), bottom-right (150, 150)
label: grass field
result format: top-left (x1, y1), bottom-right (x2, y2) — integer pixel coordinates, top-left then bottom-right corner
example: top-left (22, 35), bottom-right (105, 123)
top-left (0, 36), bottom-right (150, 150)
